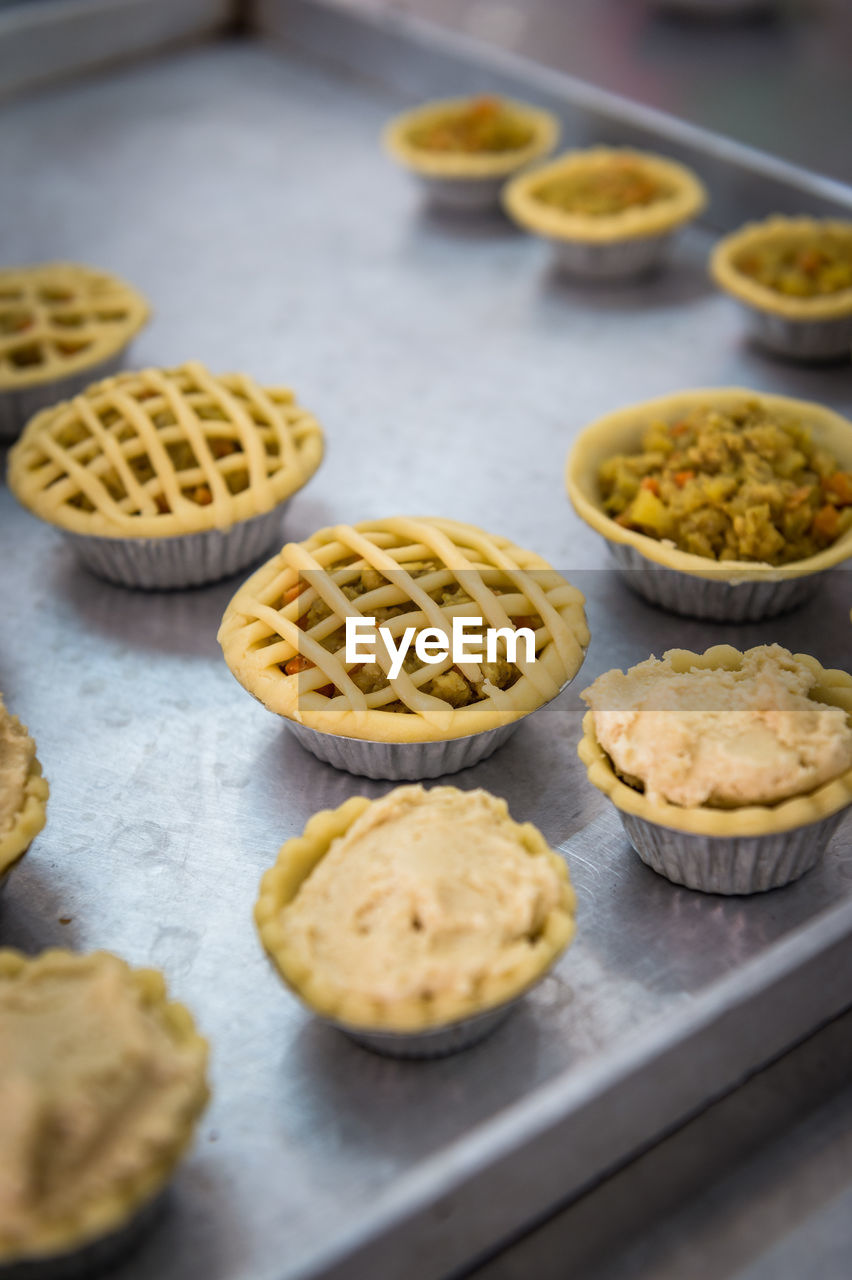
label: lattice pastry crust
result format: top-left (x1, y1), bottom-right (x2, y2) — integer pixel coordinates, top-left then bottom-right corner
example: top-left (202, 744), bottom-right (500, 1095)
top-left (219, 517), bottom-right (590, 742)
top-left (8, 361), bottom-right (325, 538)
top-left (0, 262), bottom-right (149, 389)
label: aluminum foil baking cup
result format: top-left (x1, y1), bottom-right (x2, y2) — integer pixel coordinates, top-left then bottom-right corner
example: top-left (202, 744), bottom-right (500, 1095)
top-left (328, 998), bottom-right (520, 1059)
top-left (0, 350), bottom-right (129, 442)
top-left (618, 807), bottom-right (848, 895)
top-left (414, 172), bottom-right (507, 211)
top-left (283, 675), bottom-right (579, 781)
top-left (738, 306), bottom-right (852, 363)
top-left (0, 1191), bottom-right (165, 1280)
top-left (606, 540), bottom-right (818, 621)
top-left (61, 501), bottom-right (290, 590)
top-left (284, 717), bottom-right (522, 781)
top-left (550, 231), bottom-right (676, 279)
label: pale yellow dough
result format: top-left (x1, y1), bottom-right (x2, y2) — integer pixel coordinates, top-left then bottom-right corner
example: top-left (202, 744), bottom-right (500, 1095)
top-left (280, 786), bottom-right (564, 1007)
top-left (0, 950), bottom-right (208, 1263)
top-left (0, 703), bottom-right (35, 836)
top-left (582, 644), bottom-right (852, 809)
top-left (0, 697), bottom-right (48, 879)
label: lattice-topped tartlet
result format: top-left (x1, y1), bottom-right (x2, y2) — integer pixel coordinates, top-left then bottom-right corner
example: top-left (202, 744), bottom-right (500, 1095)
top-left (0, 262), bottom-right (149, 438)
top-left (7, 361), bottom-right (325, 588)
top-left (218, 517), bottom-right (589, 778)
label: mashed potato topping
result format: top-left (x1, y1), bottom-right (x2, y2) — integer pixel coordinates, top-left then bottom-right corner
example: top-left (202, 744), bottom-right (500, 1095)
top-left (582, 644), bottom-right (852, 809)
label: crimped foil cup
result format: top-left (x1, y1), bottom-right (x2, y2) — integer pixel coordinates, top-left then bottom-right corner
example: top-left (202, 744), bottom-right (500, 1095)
top-left (551, 231), bottom-right (677, 279)
top-left (61, 501), bottom-right (291, 590)
top-left (283, 679), bottom-right (574, 781)
top-left (617, 807), bottom-right (847, 895)
top-left (0, 1191), bottom-right (165, 1280)
top-left (414, 173), bottom-right (508, 212)
top-left (606, 540), bottom-right (818, 621)
top-left (327, 996), bottom-right (522, 1059)
top-left (737, 305), bottom-right (852, 363)
top-left (0, 350), bottom-right (128, 442)
top-left (283, 717), bottom-right (521, 781)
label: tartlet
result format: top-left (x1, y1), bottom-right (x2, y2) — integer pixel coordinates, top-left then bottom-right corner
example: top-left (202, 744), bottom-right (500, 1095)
top-left (0, 948), bottom-right (209, 1272)
top-left (711, 216), bottom-right (852, 361)
top-left (255, 785), bottom-right (576, 1056)
top-left (566, 387), bottom-right (852, 620)
top-left (0, 262), bottom-right (149, 439)
top-left (579, 644), bottom-right (852, 894)
top-left (7, 360), bottom-right (324, 589)
top-left (503, 146), bottom-right (706, 277)
top-left (218, 516), bottom-right (589, 779)
top-left (0, 696), bottom-right (48, 889)
top-left (383, 95), bottom-right (560, 211)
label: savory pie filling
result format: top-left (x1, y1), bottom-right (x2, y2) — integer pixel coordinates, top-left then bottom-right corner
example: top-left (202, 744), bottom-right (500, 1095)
top-left (598, 399), bottom-right (852, 563)
top-left (735, 229), bottom-right (852, 298)
top-left (277, 786), bottom-right (565, 1006)
top-left (532, 159), bottom-right (674, 216)
top-left (406, 96), bottom-right (534, 154)
top-left (277, 560), bottom-right (543, 710)
top-left (582, 645), bottom-right (852, 809)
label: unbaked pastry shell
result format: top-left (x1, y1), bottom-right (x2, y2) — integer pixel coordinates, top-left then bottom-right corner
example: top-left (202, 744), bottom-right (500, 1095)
top-left (503, 147), bottom-right (706, 244)
top-left (710, 216), bottom-right (852, 323)
top-left (565, 386), bottom-right (852, 583)
top-left (578, 644), bottom-right (852, 839)
top-left (0, 949), bottom-right (209, 1266)
top-left (255, 794), bottom-right (576, 1034)
top-left (383, 97), bottom-right (559, 180)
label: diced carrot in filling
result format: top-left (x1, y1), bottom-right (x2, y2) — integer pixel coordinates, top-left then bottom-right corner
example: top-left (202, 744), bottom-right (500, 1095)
top-left (811, 504), bottom-right (840, 543)
top-left (285, 655), bottom-right (315, 676)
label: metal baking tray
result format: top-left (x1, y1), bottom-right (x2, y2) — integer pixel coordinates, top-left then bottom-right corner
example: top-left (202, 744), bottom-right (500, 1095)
top-left (1, 4), bottom-right (852, 1278)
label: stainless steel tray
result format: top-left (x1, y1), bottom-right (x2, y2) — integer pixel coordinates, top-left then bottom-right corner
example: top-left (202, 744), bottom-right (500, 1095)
top-left (1, 6), bottom-right (852, 1279)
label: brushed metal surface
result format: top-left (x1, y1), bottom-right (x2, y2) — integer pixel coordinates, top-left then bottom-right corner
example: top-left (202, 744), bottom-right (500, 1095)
top-left (1, 32), bottom-right (852, 1280)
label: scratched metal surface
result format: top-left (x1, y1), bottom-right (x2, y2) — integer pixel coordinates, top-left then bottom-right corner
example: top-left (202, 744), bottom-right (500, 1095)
top-left (1, 35), bottom-right (852, 1280)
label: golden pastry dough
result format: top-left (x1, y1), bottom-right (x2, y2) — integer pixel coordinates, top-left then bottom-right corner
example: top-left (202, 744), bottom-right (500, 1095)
top-left (0, 698), bottom-right (47, 880)
top-left (255, 786), bottom-right (576, 1032)
top-left (579, 644), bottom-right (852, 837)
top-left (504, 147), bottom-right (706, 243)
top-left (383, 96), bottom-right (559, 179)
top-left (711, 217), bottom-right (852, 322)
top-left (0, 948), bottom-right (208, 1265)
top-left (218, 517), bottom-right (589, 742)
top-left (7, 361), bottom-right (324, 538)
top-left (0, 262), bottom-right (148, 389)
